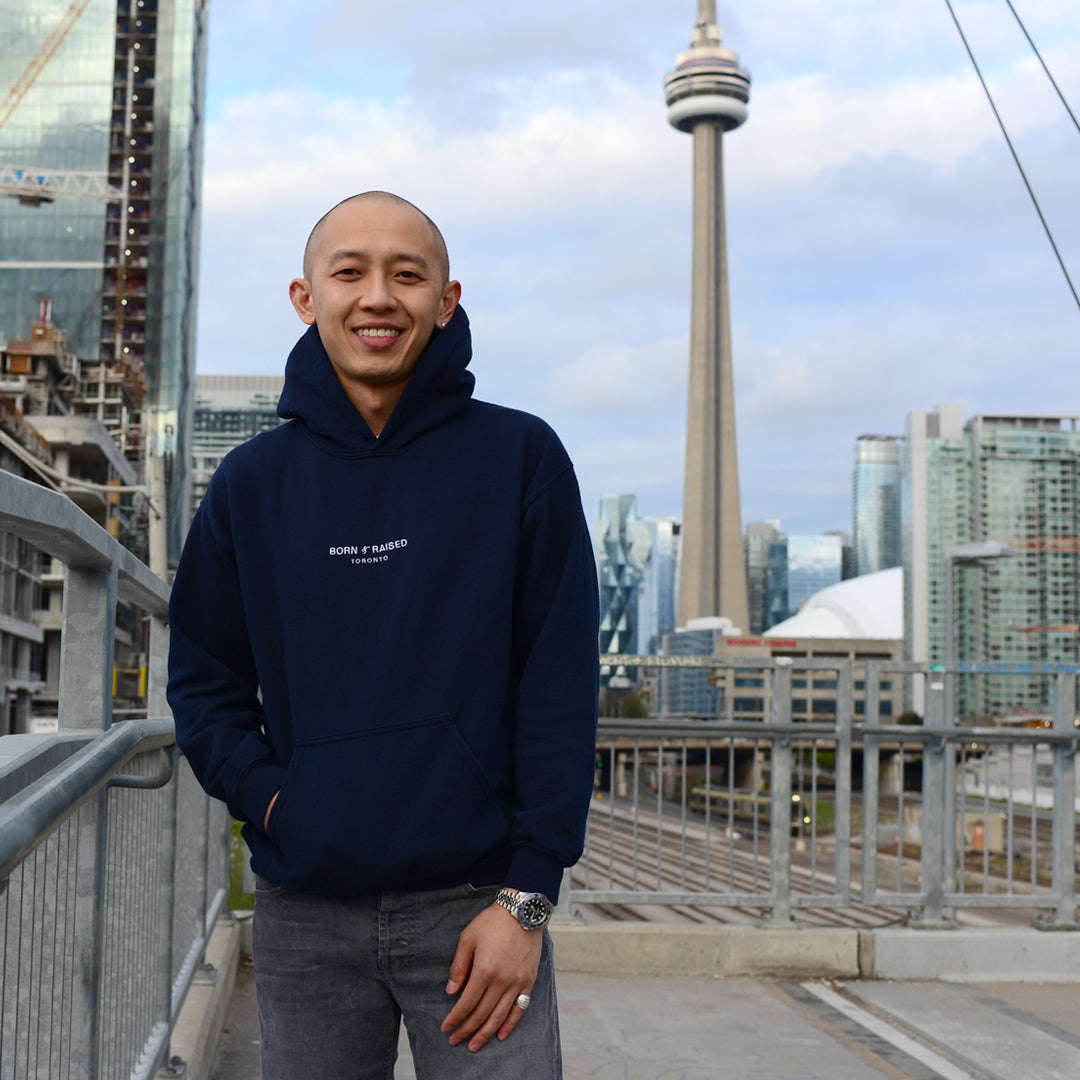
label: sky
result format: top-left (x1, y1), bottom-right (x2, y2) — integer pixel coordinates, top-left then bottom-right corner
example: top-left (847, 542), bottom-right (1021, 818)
top-left (194, 0), bottom-right (1080, 539)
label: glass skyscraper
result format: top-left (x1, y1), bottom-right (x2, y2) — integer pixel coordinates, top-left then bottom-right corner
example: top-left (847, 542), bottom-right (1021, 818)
top-left (635, 517), bottom-right (680, 656)
top-left (744, 520), bottom-right (781, 634)
top-left (765, 532), bottom-right (844, 628)
top-left (904, 407), bottom-right (1080, 719)
top-left (853, 434), bottom-right (901, 577)
top-left (597, 495), bottom-right (656, 687)
top-left (0, 0), bottom-right (209, 560)
top-left (788, 534), bottom-right (844, 615)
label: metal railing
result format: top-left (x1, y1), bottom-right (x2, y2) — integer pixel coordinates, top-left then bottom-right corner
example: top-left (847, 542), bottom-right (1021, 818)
top-left (862, 660), bottom-right (1078, 925)
top-left (0, 470), bottom-right (229, 1080)
top-left (573, 655), bottom-right (1077, 926)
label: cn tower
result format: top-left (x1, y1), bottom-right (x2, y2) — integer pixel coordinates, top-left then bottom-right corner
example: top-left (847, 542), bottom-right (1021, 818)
top-left (666, 0), bottom-right (751, 632)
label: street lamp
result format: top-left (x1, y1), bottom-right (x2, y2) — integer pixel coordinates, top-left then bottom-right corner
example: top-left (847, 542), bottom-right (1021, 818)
top-left (943, 541), bottom-right (1018, 724)
top-left (932, 541), bottom-right (1018, 914)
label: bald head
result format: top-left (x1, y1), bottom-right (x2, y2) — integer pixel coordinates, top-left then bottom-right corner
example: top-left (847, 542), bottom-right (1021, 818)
top-left (302, 191), bottom-right (450, 285)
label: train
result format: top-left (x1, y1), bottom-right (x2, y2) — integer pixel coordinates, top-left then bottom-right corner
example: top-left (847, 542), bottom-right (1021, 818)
top-left (688, 786), bottom-right (811, 831)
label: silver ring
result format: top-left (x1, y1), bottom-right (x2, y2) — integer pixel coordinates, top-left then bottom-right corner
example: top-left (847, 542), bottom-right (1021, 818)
top-left (515, 993), bottom-right (531, 1011)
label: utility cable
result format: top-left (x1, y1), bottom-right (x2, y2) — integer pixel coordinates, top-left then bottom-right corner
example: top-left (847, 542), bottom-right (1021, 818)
top-left (1004, 0), bottom-right (1080, 136)
top-left (943, 0), bottom-right (1080, 315)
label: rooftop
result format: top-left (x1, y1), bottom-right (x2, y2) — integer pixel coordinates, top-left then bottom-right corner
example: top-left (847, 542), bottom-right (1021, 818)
top-left (764, 565), bottom-right (902, 640)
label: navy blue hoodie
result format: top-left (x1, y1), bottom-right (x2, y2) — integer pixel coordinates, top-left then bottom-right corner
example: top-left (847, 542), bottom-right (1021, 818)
top-left (167, 309), bottom-right (599, 901)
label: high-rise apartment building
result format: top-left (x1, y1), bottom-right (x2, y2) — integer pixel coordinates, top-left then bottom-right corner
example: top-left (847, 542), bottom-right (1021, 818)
top-left (903, 406), bottom-right (1080, 719)
top-left (191, 375), bottom-right (284, 513)
top-left (853, 434), bottom-right (901, 577)
top-left (0, 1), bottom-right (210, 560)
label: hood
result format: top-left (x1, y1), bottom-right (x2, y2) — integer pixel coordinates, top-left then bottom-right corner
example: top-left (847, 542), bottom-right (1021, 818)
top-left (277, 306), bottom-right (475, 455)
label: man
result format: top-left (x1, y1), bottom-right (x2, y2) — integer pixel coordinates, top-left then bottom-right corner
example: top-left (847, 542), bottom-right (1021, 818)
top-left (167, 192), bottom-right (599, 1079)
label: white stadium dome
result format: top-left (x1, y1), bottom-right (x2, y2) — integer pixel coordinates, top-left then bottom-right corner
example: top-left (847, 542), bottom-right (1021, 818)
top-left (763, 566), bottom-right (902, 640)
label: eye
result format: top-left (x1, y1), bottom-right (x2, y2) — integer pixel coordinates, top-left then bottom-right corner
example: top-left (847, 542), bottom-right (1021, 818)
top-left (335, 267), bottom-right (361, 278)
top-left (397, 270), bottom-right (420, 281)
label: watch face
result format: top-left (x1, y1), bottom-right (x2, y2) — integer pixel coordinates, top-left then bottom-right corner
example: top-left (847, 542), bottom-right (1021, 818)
top-left (519, 894), bottom-right (552, 928)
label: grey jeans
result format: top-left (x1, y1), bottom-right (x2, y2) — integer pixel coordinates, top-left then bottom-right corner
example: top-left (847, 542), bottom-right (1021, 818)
top-left (252, 878), bottom-right (562, 1079)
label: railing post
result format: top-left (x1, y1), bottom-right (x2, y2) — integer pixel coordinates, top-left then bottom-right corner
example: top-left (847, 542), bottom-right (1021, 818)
top-left (145, 611), bottom-right (169, 721)
top-left (146, 610), bottom-right (180, 1061)
top-left (918, 670), bottom-right (953, 924)
top-left (942, 667), bottom-right (958, 901)
top-left (834, 659), bottom-right (852, 906)
top-left (58, 563), bottom-right (118, 732)
top-left (861, 662), bottom-right (881, 904)
top-left (552, 865), bottom-right (578, 923)
top-left (767, 659), bottom-right (793, 923)
top-left (1048, 671), bottom-right (1077, 927)
top-left (58, 561), bottom-right (117, 1078)
top-left (69, 791), bottom-right (107, 1080)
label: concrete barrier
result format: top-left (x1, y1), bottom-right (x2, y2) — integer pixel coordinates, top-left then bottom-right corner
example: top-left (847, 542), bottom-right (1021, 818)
top-left (551, 924), bottom-right (1080, 981)
top-left (170, 917), bottom-right (242, 1080)
top-left (871, 928), bottom-right (1080, 982)
top-left (550, 924), bottom-right (861, 979)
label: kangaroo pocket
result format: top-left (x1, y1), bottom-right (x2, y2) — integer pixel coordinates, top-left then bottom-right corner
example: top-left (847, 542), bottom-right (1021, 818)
top-left (267, 713), bottom-right (510, 895)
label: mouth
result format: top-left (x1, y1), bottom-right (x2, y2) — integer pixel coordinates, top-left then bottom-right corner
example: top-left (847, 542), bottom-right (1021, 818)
top-left (353, 327), bottom-right (402, 339)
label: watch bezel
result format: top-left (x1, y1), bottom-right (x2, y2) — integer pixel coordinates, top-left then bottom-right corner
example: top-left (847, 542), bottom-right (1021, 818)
top-left (516, 891), bottom-right (553, 929)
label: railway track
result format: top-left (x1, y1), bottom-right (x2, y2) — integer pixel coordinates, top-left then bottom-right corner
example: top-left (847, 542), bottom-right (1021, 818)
top-left (572, 798), bottom-right (909, 928)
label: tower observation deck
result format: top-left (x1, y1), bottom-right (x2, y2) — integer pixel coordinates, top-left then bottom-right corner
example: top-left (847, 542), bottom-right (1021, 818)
top-left (665, 1), bottom-right (750, 631)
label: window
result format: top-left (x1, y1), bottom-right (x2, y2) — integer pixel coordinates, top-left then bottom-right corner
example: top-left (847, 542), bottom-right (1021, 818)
top-left (733, 697), bottom-right (764, 713)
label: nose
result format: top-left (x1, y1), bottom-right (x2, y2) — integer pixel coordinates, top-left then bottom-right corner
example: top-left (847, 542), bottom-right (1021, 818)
top-left (359, 271), bottom-right (396, 311)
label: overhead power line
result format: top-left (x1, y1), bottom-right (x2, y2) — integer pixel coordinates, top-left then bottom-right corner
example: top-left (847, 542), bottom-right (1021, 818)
top-left (943, 0), bottom-right (1080, 315)
top-left (1004, 0), bottom-right (1080, 136)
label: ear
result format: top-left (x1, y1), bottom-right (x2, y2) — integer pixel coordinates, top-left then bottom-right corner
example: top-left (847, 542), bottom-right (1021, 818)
top-left (289, 278), bottom-right (316, 325)
top-left (437, 280), bottom-right (462, 327)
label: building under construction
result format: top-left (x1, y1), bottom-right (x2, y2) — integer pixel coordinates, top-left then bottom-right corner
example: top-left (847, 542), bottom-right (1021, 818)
top-left (0, 309), bottom-right (146, 732)
top-left (0, 0), bottom-right (209, 563)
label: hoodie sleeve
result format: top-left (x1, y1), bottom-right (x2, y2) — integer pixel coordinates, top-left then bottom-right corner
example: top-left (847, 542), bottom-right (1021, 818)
top-left (505, 446), bottom-right (600, 901)
top-left (167, 471), bottom-right (287, 827)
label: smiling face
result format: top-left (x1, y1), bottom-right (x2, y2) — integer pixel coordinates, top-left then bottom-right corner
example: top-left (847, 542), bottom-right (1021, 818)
top-left (289, 196), bottom-right (461, 421)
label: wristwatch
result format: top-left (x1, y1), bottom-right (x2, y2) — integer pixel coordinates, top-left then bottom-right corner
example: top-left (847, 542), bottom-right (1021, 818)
top-left (495, 888), bottom-right (553, 930)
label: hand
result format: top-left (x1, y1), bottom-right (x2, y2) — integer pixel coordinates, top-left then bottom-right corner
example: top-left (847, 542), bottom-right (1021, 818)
top-left (263, 790), bottom-right (279, 832)
top-left (441, 902), bottom-right (543, 1052)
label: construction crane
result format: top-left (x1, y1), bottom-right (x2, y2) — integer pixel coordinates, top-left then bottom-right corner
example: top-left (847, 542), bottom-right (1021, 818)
top-left (0, 0), bottom-right (93, 131)
top-left (0, 0), bottom-right (105, 205)
top-left (0, 165), bottom-right (122, 206)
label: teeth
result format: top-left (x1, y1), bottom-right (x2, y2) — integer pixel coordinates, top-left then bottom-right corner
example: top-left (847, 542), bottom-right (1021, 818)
top-left (355, 328), bottom-right (400, 338)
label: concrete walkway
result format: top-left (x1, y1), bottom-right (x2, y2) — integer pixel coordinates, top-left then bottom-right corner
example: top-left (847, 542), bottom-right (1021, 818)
top-left (210, 957), bottom-right (1080, 1080)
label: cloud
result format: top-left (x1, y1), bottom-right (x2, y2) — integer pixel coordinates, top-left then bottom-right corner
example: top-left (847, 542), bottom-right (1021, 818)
top-left (195, 0), bottom-right (1080, 540)
top-left (547, 336), bottom-right (687, 414)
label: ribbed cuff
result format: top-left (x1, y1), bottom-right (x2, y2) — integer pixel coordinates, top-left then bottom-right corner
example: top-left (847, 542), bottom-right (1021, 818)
top-left (504, 847), bottom-right (566, 903)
